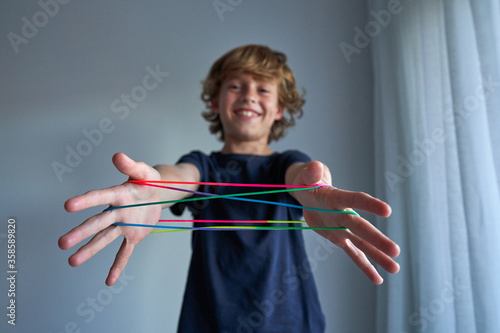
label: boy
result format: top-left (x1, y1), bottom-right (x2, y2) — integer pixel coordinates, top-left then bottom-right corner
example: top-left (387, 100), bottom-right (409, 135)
top-left (59, 45), bottom-right (400, 332)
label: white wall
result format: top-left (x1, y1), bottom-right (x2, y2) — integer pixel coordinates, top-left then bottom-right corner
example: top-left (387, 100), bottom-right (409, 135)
top-left (0, 1), bottom-right (377, 332)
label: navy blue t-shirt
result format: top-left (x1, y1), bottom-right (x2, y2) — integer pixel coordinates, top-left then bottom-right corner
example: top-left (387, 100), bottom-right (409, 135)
top-left (171, 150), bottom-right (325, 333)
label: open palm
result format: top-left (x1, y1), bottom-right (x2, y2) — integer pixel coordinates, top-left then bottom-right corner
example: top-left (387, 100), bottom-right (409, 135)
top-left (292, 161), bottom-right (400, 284)
top-left (59, 153), bottom-right (163, 286)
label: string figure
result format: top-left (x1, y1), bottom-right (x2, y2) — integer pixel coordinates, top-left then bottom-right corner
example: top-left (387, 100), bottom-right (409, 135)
top-left (106, 180), bottom-right (357, 233)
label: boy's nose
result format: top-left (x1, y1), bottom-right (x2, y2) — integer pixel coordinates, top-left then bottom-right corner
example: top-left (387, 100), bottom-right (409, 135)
top-left (241, 88), bottom-right (257, 103)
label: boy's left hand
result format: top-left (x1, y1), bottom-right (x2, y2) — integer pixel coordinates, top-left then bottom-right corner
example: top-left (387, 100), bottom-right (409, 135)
top-left (288, 161), bottom-right (400, 285)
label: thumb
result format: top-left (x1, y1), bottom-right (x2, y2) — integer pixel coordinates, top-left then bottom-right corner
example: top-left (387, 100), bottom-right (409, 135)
top-left (112, 152), bottom-right (158, 181)
top-left (297, 161), bottom-right (326, 186)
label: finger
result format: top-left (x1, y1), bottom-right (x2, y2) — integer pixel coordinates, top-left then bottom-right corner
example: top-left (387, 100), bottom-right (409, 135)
top-left (317, 228), bottom-right (397, 282)
top-left (112, 152), bottom-right (157, 181)
top-left (304, 206), bottom-right (400, 258)
top-left (319, 225), bottom-right (399, 271)
top-left (344, 215), bottom-right (400, 258)
top-left (106, 238), bottom-right (135, 286)
top-left (64, 186), bottom-right (124, 213)
top-left (59, 210), bottom-right (117, 250)
top-left (333, 188), bottom-right (392, 217)
top-left (343, 238), bottom-right (384, 285)
top-left (68, 225), bottom-right (121, 267)
top-left (64, 154), bottom-right (155, 213)
top-left (298, 161), bottom-right (325, 185)
top-left (349, 234), bottom-right (400, 274)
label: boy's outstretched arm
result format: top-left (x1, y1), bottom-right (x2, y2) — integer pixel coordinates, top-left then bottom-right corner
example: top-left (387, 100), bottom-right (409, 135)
top-left (285, 161), bottom-right (400, 285)
top-left (59, 152), bottom-right (199, 286)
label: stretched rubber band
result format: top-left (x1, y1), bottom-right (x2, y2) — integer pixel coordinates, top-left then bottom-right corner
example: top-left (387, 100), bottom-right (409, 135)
top-left (156, 219), bottom-right (305, 224)
top-left (105, 184), bottom-right (359, 216)
top-left (112, 222), bottom-right (348, 233)
top-left (126, 180), bottom-right (326, 188)
top-left (108, 180), bottom-right (357, 232)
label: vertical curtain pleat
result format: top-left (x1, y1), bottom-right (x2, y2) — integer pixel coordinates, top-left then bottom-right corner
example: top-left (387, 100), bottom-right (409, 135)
top-left (371, 0), bottom-right (500, 332)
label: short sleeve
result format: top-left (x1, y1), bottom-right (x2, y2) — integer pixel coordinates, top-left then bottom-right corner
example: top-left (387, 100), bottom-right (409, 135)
top-left (169, 151), bottom-right (207, 216)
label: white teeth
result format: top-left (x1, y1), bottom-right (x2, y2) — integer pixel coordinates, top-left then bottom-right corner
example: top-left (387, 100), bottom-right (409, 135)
top-left (236, 110), bottom-right (258, 117)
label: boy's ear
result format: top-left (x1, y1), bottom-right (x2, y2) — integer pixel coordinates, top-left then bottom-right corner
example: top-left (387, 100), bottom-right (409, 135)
top-left (275, 105), bottom-right (284, 120)
top-left (211, 99), bottom-right (219, 114)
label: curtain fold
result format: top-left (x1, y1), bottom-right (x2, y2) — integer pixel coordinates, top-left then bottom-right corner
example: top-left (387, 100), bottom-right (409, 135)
top-left (371, 1), bottom-right (500, 332)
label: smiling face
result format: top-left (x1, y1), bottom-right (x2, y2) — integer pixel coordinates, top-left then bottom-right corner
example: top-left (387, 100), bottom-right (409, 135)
top-left (211, 73), bottom-right (283, 152)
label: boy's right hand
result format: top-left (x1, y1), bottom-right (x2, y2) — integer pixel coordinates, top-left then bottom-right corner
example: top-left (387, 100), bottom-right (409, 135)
top-left (58, 152), bottom-right (163, 286)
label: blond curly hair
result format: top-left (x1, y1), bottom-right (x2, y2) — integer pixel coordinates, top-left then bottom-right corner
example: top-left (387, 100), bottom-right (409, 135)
top-left (201, 45), bottom-right (305, 143)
